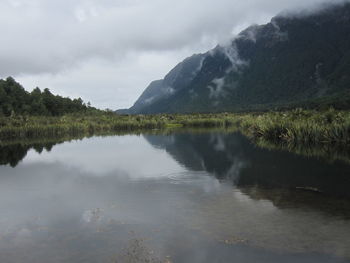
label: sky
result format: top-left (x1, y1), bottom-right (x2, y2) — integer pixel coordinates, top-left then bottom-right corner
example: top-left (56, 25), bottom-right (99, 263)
top-left (0, 0), bottom-right (346, 110)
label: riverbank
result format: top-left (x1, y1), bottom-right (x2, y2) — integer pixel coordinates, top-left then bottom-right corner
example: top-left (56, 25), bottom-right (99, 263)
top-left (1, 109), bottom-right (350, 146)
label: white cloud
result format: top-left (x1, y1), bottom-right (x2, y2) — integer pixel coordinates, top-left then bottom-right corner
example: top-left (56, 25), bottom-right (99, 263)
top-left (0, 0), bottom-right (346, 109)
top-left (17, 50), bottom-right (193, 109)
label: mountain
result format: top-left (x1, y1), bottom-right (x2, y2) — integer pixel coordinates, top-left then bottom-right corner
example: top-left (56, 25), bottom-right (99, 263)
top-left (121, 2), bottom-right (350, 114)
top-left (119, 53), bottom-right (206, 114)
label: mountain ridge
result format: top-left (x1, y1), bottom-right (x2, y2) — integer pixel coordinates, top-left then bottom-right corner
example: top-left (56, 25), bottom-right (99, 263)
top-left (119, 2), bottom-right (350, 114)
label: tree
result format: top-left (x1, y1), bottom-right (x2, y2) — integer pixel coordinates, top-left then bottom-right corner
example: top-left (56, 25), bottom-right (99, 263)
top-left (0, 77), bottom-right (92, 116)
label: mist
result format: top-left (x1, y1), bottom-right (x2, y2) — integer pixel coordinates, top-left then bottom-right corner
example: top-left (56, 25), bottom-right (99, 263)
top-left (0, 0), bottom-right (347, 109)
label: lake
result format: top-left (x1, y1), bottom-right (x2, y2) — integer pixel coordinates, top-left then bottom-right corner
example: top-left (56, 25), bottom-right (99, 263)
top-left (0, 131), bottom-right (349, 263)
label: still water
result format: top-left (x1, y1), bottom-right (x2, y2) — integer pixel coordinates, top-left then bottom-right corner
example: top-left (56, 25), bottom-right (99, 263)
top-left (0, 132), bottom-right (349, 262)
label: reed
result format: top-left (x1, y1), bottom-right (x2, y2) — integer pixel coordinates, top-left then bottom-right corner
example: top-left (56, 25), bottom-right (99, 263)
top-left (1, 109), bottom-right (350, 147)
top-left (237, 109), bottom-right (350, 146)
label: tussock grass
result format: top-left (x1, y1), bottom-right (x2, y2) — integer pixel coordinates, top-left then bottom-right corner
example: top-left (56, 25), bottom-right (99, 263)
top-left (1, 109), bottom-right (350, 148)
top-left (237, 108), bottom-right (350, 146)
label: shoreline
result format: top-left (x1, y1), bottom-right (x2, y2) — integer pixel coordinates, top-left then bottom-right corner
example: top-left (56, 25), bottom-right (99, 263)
top-left (1, 109), bottom-right (350, 145)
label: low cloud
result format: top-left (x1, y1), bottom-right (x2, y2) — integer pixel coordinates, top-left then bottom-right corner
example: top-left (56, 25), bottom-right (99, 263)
top-left (1, 0), bottom-right (347, 108)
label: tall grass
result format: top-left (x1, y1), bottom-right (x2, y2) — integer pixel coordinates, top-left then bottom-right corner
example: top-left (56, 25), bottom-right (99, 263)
top-left (1, 109), bottom-right (350, 147)
top-left (237, 108), bottom-right (350, 145)
top-left (0, 112), bottom-right (166, 140)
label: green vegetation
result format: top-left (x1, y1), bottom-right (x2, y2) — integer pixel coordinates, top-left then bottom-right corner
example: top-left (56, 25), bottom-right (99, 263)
top-left (1, 76), bottom-right (350, 161)
top-left (0, 112), bottom-right (165, 140)
top-left (0, 77), bottom-right (94, 116)
top-left (167, 109), bottom-right (350, 148)
top-left (237, 108), bottom-right (350, 146)
top-left (1, 108), bottom-right (350, 165)
top-left (1, 108), bottom-right (350, 146)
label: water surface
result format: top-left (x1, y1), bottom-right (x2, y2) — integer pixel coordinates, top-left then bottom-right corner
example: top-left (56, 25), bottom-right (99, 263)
top-left (0, 132), bottom-right (349, 262)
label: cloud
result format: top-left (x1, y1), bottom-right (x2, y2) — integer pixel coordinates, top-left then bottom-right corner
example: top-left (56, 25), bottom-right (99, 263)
top-left (17, 50), bottom-right (187, 109)
top-left (0, 0), bottom-right (347, 108)
top-left (208, 77), bottom-right (226, 99)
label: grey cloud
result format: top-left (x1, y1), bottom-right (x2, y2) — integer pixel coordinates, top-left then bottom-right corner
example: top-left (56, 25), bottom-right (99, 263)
top-left (1, 0), bottom-right (346, 76)
top-left (1, 0), bottom-right (348, 108)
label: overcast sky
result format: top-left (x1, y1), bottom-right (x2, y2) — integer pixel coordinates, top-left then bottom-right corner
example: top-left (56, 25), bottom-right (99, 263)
top-left (0, 0), bottom-right (345, 110)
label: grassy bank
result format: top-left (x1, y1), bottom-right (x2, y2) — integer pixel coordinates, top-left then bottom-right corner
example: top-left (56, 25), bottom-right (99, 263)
top-left (0, 112), bottom-right (165, 140)
top-left (1, 109), bottom-right (350, 147)
top-left (237, 108), bottom-right (350, 145)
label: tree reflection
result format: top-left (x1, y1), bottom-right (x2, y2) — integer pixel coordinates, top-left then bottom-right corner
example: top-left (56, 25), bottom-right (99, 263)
top-left (0, 141), bottom-right (58, 167)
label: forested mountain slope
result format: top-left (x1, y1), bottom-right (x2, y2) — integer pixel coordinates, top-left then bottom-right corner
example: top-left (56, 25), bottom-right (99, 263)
top-left (122, 2), bottom-right (350, 114)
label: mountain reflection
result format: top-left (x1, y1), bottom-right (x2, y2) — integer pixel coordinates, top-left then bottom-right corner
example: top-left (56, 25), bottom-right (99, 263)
top-left (144, 132), bottom-right (350, 199)
top-left (1, 133), bottom-right (350, 261)
top-left (2, 132), bottom-right (350, 201)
